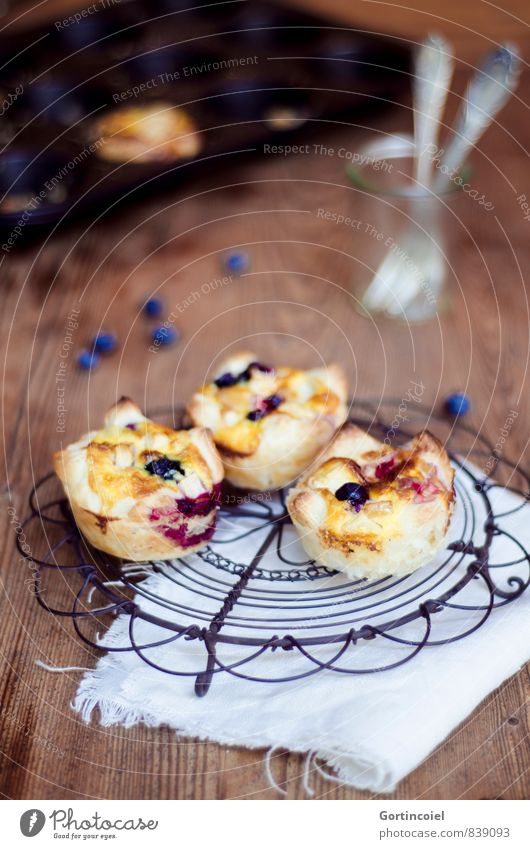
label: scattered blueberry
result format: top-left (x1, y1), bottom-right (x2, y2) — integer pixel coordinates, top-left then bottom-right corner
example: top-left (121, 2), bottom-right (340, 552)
top-left (77, 349), bottom-right (100, 371)
top-left (144, 456), bottom-right (185, 480)
top-left (92, 331), bottom-right (118, 354)
top-left (445, 392), bottom-right (470, 417)
top-left (335, 482), bottom-right (370, 511)
top-left (151, 325), bottom-right (178, 347)
top-left (143, 297), bottom-right (164, 318)
top-left (224, 251), bottom-right (249, 275)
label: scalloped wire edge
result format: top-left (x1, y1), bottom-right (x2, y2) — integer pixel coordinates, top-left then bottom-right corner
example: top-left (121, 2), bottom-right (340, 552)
top-left (19, 405), bottom-right (530, 696)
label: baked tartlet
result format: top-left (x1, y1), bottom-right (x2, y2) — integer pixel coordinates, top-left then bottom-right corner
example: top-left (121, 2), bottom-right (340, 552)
top-left (286, 423), bottom-right (455, 579)
top-left (187, 352), bottom-right (348, 491)
top-left (53, 398), bottom-right (223, 562)
top-left (94, 102), bottom-right (202, 163)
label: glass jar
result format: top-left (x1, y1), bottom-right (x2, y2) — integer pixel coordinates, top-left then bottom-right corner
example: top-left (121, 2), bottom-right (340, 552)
top-left (346, 134), bottom-right (470, 322)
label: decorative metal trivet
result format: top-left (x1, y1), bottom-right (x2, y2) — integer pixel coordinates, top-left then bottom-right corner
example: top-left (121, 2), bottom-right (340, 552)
top-left (20, 400), bottom-right (530, 696)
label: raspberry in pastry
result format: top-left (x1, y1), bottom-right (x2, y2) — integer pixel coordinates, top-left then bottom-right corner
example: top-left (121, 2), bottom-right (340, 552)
top-left (286, 423), bottom-right (455, 579)
top-left (53, 398), bottom-right (223, 562)
top-left (187, 352), bottom-right (348, 491)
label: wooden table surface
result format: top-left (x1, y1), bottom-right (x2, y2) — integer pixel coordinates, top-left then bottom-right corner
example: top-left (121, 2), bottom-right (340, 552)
top-left (1, 0), bottom-right (529, 800)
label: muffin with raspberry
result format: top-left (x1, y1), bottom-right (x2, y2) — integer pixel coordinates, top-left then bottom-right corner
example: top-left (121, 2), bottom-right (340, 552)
top-left (54, 398), bottom-right (223, 561)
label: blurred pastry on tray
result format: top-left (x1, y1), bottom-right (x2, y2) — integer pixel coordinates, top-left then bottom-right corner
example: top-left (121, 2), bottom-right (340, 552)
top-left (93, 102), bottom-right (202, 163)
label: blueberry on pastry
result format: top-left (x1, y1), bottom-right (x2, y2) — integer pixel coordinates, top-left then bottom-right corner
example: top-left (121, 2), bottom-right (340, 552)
top-left (53, 398), bottom-right (223, 562)
top-left (286, 423), bottom-right (455, 579)
top-left (187, 352), bottom-right (348, 491)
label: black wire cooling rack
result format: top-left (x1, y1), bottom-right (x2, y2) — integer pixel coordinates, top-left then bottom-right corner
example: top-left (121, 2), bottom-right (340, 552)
top-left (20, 399), bottom-right (530, 696)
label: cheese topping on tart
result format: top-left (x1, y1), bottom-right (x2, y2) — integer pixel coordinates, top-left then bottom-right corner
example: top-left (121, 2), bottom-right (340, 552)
top-left (307, 448), bottom-right (450, 543)
top-left (195, 357), bottom-right (345, 457)
top-left (83, 419), bottom-right (216, 516)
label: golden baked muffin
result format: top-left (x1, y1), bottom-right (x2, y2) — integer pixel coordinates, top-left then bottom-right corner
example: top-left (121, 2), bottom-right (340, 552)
top-left (188, 352), bottom-right (348, 490)
top-left (53, 398), bottom-right (223, 562)
top-left (94, 102), bottom-right (201, 163)
top-left (286, 423), bottom-right (455, 579)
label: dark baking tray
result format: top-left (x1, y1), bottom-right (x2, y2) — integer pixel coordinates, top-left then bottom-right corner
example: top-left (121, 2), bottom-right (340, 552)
top-left (0, 0), bottom-right (411, 231)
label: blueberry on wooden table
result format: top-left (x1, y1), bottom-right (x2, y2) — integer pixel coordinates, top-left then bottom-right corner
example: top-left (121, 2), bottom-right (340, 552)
top-left (91, 331), bottom-right (118, 354)
top-left (77, 350), bottom-right (100, 370)
top-left (143, 297), bottom-right (164, 318)
top-left (444, 393), bottom-right (470, 417)
top-left (151, 326), bottom-right (179, 347)
top-left (224, 251), bottom-right (249, 275)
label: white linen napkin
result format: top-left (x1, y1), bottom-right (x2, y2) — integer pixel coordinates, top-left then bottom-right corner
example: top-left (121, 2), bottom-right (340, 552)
top-left (72, 474), bottom-right (530, 794)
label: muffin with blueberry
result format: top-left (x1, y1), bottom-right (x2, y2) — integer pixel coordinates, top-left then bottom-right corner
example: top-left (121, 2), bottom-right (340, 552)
top-left (287, 423), bottom-right (455, 579)
top-left (187, 352), bottom-right (348, 490)
top-left (53, 398), bottom-right (223, 562)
